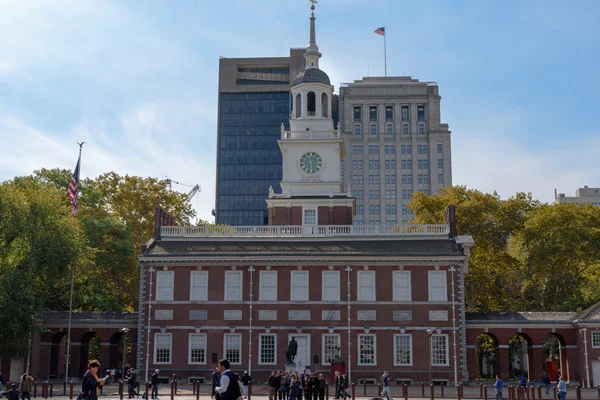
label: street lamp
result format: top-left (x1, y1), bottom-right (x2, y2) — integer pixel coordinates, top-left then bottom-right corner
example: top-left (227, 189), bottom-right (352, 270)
top-left (426, 329), bottom-right (434, 387)
top-left (121, 328), bottom-right (130, 378)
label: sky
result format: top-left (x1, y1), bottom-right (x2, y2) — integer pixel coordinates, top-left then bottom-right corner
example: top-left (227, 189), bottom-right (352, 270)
top-left (1, 0), bottom-right (599, 222)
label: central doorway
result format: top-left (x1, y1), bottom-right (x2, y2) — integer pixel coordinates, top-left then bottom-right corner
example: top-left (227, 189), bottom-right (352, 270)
top-left (287, 334), bottom-right (311, 371)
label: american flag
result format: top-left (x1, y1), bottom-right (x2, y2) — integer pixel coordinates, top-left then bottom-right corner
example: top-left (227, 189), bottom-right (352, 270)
top-left (67, 153), bottom-right (81, 217)
top-left (374, 27), bottom-right (385, 36)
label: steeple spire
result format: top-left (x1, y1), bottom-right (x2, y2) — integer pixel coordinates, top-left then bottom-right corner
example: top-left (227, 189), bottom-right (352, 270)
top-left (305, 3), bottom-right (322, 70)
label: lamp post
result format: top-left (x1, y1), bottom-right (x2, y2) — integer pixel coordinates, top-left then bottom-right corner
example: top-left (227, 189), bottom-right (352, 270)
top-left (427, 329), bottom-right (434, 386)
top-left (121, 327), bottom-right (130, 377)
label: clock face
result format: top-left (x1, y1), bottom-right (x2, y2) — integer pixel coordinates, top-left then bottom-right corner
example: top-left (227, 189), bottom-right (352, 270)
top-left (300, 152), bottom-right (323, 174)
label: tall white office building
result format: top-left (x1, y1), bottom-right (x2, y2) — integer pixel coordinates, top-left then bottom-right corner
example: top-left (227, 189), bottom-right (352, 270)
top-left (338, 77), bottom-right (452, 225)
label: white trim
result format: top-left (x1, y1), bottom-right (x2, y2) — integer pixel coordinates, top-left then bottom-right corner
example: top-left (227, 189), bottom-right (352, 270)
top-left (322, 270), bottom-right (340, 301)
top-left (357, 270), bottom-right (376, 301)
top-left (259, 270), bottom-right (278, 301)
top-left (428, 270), bottom-right (447, 301)
top-left (258, 333), bottom-right (277, 365)
top-left (153, 332), bottom-right (172, 364)
top-left (322, 333), bottom-right (341, 366)
top-left (393, 334), bottom-right (413, 366)
top-left (291, 270), bottom-right (309, 301)
top-left (393, 271), bottom-right (411, 301)
top-left (302, 207), bottom-right (318, 226)
top-left (288, 333), bottom-right (311, 368)
top-left (225, 270), bottom-right (243, 301)
top-left (357, 333), bottom-right (377, 366)
top-left (430, 334), bottom-right (450, 367)
top-left (188, 333), bottom-right (207, 365)
top-left (591, 331), bottom-right (600, 348)
top-left (223, 333), bottom-right (242, 365)
top-left (156, 271), bottom-right (174, 301)
top-left (189, 271), bottom-right (208, 301)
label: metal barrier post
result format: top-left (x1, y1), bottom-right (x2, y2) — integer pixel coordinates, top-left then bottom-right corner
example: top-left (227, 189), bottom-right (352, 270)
top-left (326, 381), bottom-right (329, 400)
top-left (119, 380), bottom-right (124, 400)
top-left (484, 386), bottom-right (488, 400)
top-left (69, 381), bottom-right (74, 400)
top-left (441, 383), bottom-right (444, 398)
top-left (366, 382), bottom-right (369, 397)
top-left (403, 384), bottom-right (408, 400)
top-left (49, 381), bottom-right (53, 398)
top-left (351, 383), bottom-right (355, 400)
top-left (576, 386), bottom-right (582, 400)
top-left (457, 384), bottom-right (462, 400)
top-left (422, 382), bottom-right (426, 397)
top-left (170, 380), bottom-right (174, 400)
top-left (430, 384), bottom-right (434, 400)
top-left (249, 381), bottom-right (252, 400)
top-left (480, 384), bottom-right (483, 398)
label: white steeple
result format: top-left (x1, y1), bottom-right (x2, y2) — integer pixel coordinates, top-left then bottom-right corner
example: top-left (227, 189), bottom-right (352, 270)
top-left (305, 12), bottom-right (321, 70)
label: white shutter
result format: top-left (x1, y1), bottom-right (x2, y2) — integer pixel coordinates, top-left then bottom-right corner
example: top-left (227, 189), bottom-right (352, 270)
top-left (190, 271), bottom-right (208, 301)
top-left (291, 271), bottom-right (309, 301)
top-left (428, 271), bottom-right (447, 301)
top-left (358, 271), bottom-right (375, 301)
top-left (393, 271), bottom-right (411, 301)
top-left (225, 271), bottom-right (242, 301)
top-left (322, 271), bottom-right (340, 301)
top-left (156, 271), bottom-right (174, 301)
top-left (260, 271), bottom-right (277, 301)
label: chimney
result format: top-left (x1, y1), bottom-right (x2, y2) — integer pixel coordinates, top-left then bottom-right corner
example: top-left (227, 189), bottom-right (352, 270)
top-left (554, 188), bottom-right (557, 200)
top-left (444, 204), bottom-right (457, 238)
top-left (153, 205), bottom-right (162, 239)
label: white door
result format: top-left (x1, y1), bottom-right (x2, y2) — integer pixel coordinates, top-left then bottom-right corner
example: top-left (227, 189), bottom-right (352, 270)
top-left (288, 334), bottom-right (311, 371)
top-left (10, 358), bottom-right (24, 381)
top-left (593, 361), bottom-right (600, 387)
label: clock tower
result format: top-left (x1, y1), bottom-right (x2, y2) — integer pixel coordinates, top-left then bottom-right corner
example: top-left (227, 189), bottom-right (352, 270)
top-left (266, 4), bottom-right (354, 226)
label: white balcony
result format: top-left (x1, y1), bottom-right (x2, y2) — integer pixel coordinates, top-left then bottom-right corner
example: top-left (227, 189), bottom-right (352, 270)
top-left (281, 129), bottom-right (340, 140)
top-left (160, 224), bottom-right (450, 238)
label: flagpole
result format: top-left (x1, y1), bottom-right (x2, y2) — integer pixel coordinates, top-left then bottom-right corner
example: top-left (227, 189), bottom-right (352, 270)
top-left (65, 143), bottom-right (83, 387)
top-left (384, 25), bottom-right (387, 77)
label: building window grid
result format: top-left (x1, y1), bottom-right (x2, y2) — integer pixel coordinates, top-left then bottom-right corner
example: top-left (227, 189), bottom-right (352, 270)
top-left (154, 333), bottom-right (172, 364)
top-left (401, 106), bottom-right (409, 121)
top-left (357, 205), bottom-right (364, 215)
top-left (259, 270), bottom-right (278, 301)
top-left (370, 106), bottom-right (377, 121)
top-left (323, 334), bottom-right (341, 365)
top-left (402, 123), bottom-right (409, 134)
top-left (429, 270), bottom-right (448, 301)
top-left (437, 159), bottom-right (443, 169)
top-left (354, 107), bottom-right (362, 122)
top-left (358, 271), bottom-right (376, 301)
top-left (322, 271), bottom-right (341, 301)
top-left (385, 106), bottom-right (393, 121)
top-left (303, 208), bottom-right (317, 225)
top-left (354, 124), bottom-right (361, 135)
top-left (394, 334), bottom-right (413, 366)
top-left (592, 331), bottom-right (600, 348)
top-left (358, 334), bottom-right (377, 365)
top-left (438, 174), bottom-right (444, 184)
top-left (431, 334), bottom-right (449, 366)
top-left (437, 143), bottom-right (443, 154)
top-left (189, 334), bottom-right (207, 364)
top-left (259, 334), bottom-right (276, 365)
top-left (370, 124), bottom-right (377, 135)
top-left (224, 333), bottom-right (242, 364)
top-left (190, 271), bottom-right (208, 301)
top-left (386, 124), bottom-right (393, 135)
top-left (291, 271), bottom-right (309, 301)
top-left (156, 271), bottom-right (174, 301)
top-left (417, 106), bottom-right (425, 121)
top-left (225, 271), bottom-right (243, 301)
top-left (418, 123), bottom-right (425, 134)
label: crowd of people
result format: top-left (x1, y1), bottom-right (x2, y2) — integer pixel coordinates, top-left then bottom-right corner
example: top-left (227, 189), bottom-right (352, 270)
top-left (493, 373), bottom-right (568, 400)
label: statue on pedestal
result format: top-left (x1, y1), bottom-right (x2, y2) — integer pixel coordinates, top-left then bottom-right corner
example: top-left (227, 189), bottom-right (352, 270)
top-left (285, 337), bottom-right (298, 364)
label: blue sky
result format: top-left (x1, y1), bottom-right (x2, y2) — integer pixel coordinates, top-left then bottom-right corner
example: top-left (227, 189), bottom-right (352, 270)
top-left (1, 0), bottom-right (599, 222)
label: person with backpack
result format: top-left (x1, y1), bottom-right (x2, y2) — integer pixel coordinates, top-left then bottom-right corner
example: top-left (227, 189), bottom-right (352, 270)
top-left (215, 359), bottom-right (242, 400)
top-left (81, 360), bottom-right (107, 400)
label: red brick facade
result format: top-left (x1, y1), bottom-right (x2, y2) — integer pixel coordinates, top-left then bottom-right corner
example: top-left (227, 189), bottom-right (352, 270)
top-left (268, 205), bottom-right (353, 225)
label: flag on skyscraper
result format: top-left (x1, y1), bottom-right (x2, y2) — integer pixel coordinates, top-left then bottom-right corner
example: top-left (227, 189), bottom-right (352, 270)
top-left (374, 27), bottom-right (385, 36)
top-left (67, 152), bottom-right (81, 217)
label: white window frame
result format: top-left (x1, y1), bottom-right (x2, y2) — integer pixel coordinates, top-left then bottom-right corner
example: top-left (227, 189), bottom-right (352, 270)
top-left (322, 271), bottom-right (340, 301)
top-left (188, 333), bottom-right (207, 365)
top-left (357, 334), bottom-right (377, 366)
top-left (225, 271), bottom-right (243, 301)
top-left (223, 333), bottom-right (242, 365)
top-left (322, 333), bottom-right (341, 366)
top-left (393, 271), bottom-right (411, 301)
top-left (291, 271), bottom-right (309, 301)
top-left (156, 271), bottom-right (174, 301)
top-left (393, 334), bottom-right (413, 366)
top-left (259, 270), bottom-right (278, 301)
top-left (190, 271), bottom-right (208, 301)
top-left (430, 334), bottom-right (450, 366)
top-left (357, 270), bottom-right (376, 301)
top-left (428, 270), bottom-right (447, 301)
top-left (258, 333), bottom-right (277, 365)
top-left (592, 331), bottom-right (600, 348)
top-left (303, 207), bottom-right (317, 226)
top-left (154, 333), bottom-right (172, 364)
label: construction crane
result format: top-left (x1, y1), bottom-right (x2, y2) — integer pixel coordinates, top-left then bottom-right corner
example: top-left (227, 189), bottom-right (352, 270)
top-left (164, 178), bottom-right (201, 203)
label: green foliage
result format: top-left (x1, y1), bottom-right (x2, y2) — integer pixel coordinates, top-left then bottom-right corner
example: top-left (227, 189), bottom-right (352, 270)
top-left (88, 336), bottom-right (101, 362)
top-left (409, 186), bottom-right (600, 312)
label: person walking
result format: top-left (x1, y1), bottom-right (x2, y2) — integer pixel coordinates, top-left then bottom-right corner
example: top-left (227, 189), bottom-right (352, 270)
top-left (110, 369), bottom-right (116, 385)
top-left (19, 373), bottom-right (34, 400)
top-left (6, 385), bottom-right (19, 400)
top-left (151, 369), bottom-right (160, 399)
top-left (381, 371), bottom-right (392, 400)
top-left (0, 371), bottom-right (4, 399)
top-left (543, 374), bottom-right (551, 395)
top-left (317, 374), bottom-right (325, 400)
top-left (127, 368), bottom-right (139, 398)
top-left (81, 360), bottom-right (107, 400)
top-left (556, 376), bottom-right (567, 400)
top-left (215, 359), bottom-right (242, 400)
top-left (212, 368), bottom-right (222, 400)
top-left (268, 371), bottom-right (278, 400)
top-left (493, 375), bottom-right (503, 400)
top-left (241, 371), bottom-right (251, 399)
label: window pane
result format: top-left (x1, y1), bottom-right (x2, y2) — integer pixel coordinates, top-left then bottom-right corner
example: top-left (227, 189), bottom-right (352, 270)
top-left (260, 271), bottom-right (277, 301)
top-left (225, 334), bottom-right (241, 364)
top-left (157, 272), bottom-right (174, 301)
top-left (370, 106), bottom-right (377, 121)
top-left (155, 334), bottom-right (171, 363)
top-left (226, 271), bottom-right (242, 301)
top-left (417, 106), bottom-right (425, 121)
top-left (323, 271), bottom-right (340, 301)
top-left (354, 107), bottom-right (361, 122)
top-left (260, 334), bottom-right (276, 364)
top-left (292, 271), bottom-right (309, 301)
top-left (190, 271), bottom-right (208, 301)
top-left (359, 335), bottom-right (376, 365)
top-left (190, 334), bottom-right (206, 364)
top-left (385, 106), bottom-right (393, 121)
top-left (324, 334), bottom-right (340, 364)
top-left (395, 335), bottom-right (412, 365)
top-left (431, 335), bottom-right (448, 366)
top-left (401, 106), bottom-right (409, 121)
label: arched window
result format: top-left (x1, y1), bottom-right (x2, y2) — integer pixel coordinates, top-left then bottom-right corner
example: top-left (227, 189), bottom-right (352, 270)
top-left (307, 91), bottom-right (316, 116)
top-left (295, 93), bottom-right (302, 118)
top-left (322, 93), bottom-right (328, 117)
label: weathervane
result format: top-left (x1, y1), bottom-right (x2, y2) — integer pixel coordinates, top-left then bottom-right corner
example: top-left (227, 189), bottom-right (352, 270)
top-left (309, 0), bottom-right (318, 10)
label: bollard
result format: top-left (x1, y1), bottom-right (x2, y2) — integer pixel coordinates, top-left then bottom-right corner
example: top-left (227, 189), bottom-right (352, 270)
top-left (367, 382), bottom-right (370, 397)
top-left (34, 382), bottom-right (38, 398)
top-left (403, 384), bottom-right (408, 400)
top-left (576, 386), bottom-right (582, 400)
top-left (170, 380), bottom-right (175, 400)
top-left (422, 382), bottom-right (426, 397)
top-left (49, 381), bottom-right (54, 398)
top-left (196, 381), bottom-right (200, 400)
top-left (64, 381), bottom-right (67, 396)
top-left (193, 380), bottom-right (196, 395)
top-left (441, 383), bottom-right (444, 398)
top-left (457, 384), bottom-right (462, 400)
top-left (145, 381), bottom-right (150, 399)
top-left (351, 383), bottom-right (355, 400)
top-left (326, 381), bottom-right (329, 400)
top-left (597, 387), bottom-right (600, 400)
top-left (460, 384), bottom-right (464, 399)
top-left (45, 382), bottom-right (49, 400)
top-left (484, 386), bottom-right (488, 400)
top-left (552, 386), bottom-right (557, 400)
top-left (536, 386), bottom-right (541, 400)
top-left (531, 386), bottom-right (536, 400)
top-left (119, 380), bottom-right (124, 400)
top-left (69, 382), bottom-right (74, 400)
top-left (249, 381), bottom-right (253, 400)
top-left (480, 384), bottom-right (484, 398)
top-left (430, 384), bottom-right (434, 400)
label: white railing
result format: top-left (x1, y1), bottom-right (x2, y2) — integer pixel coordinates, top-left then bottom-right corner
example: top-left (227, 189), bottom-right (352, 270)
top-left (281, 130), bottom-right (340, 140)
top-left (160, 224), bottom-right (449, 238)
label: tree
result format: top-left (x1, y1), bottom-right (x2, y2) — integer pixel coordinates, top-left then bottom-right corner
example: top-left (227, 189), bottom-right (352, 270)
top-left (409, 186), bottom-right (540, 312)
